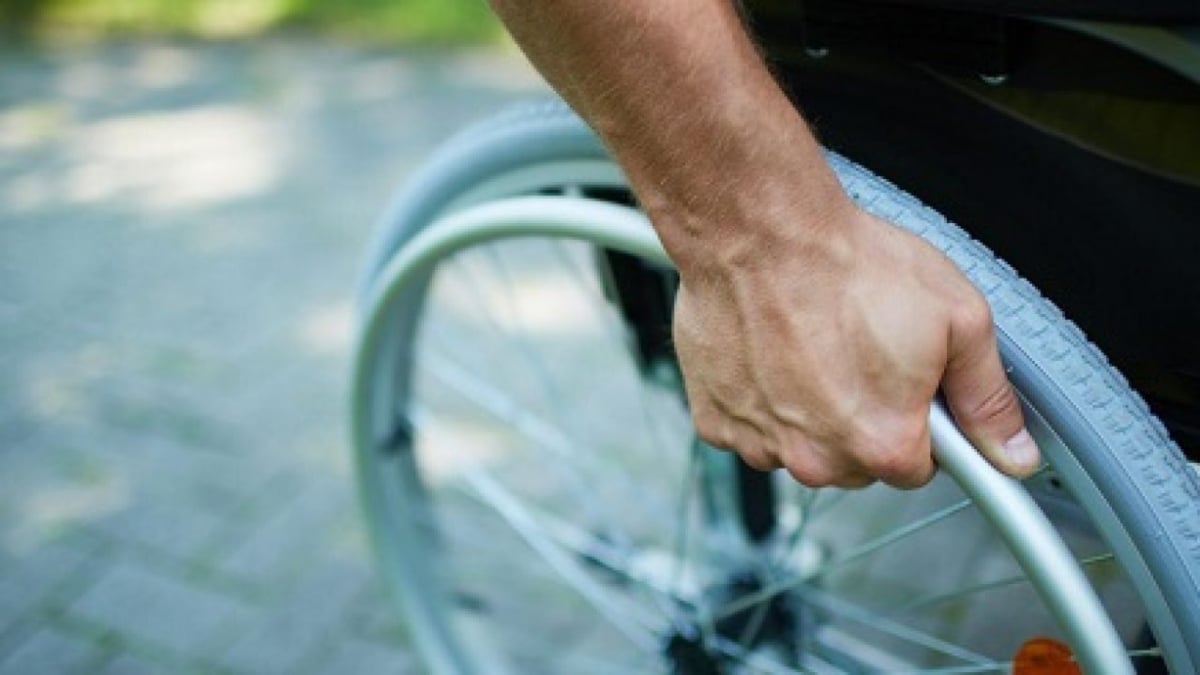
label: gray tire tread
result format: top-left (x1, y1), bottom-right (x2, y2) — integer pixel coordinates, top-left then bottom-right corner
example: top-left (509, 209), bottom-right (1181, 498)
top-left (362, 98), bottom-right (1200, 663)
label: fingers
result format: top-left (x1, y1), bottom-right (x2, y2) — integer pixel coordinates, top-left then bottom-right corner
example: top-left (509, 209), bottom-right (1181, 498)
top-left (692, 400), bottom-right (780, 471)
top-left (943, 295), bottom-right (1040, 477)
top-left (693, 398), bottom-right (929, 489)
top-left (858, 414), bottom-right (937, 490)
top-left (779, 444), bottom-right (875, 489)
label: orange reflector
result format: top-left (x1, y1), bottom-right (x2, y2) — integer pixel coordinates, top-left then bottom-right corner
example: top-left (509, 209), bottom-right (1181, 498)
top-left (1013, 637), bottom-right (1082, 674)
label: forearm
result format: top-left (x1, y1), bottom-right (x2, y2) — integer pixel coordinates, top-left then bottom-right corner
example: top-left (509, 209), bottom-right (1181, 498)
top-left (492, 0), bottom-right (1038, 485)
top-left (489, 0), bottom-right (851, 275)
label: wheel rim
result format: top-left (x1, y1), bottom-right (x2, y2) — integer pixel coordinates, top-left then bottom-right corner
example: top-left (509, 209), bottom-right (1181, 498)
top-left (351, 194), bottom-right (1184, 673)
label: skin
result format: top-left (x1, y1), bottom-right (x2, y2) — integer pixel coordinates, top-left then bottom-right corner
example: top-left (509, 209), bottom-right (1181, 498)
top-left (489, 0), bottom-right (1040, 487)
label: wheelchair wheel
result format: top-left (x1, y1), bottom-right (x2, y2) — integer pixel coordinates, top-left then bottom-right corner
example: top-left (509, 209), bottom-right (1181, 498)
top-left (351, 101), bottom-right (1200, 673)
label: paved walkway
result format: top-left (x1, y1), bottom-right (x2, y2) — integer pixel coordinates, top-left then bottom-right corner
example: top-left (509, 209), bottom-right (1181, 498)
top-left (0, 38), bottom-right (546, 673)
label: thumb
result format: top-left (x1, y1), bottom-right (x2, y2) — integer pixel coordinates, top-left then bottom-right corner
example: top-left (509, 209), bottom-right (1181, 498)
top-left (942, 300), bottom-right (1040, 477)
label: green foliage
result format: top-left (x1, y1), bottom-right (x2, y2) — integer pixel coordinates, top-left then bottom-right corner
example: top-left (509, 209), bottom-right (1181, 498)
top-left (0, 0), bottom-right (503, 44)
top-left (284, 0), bottom-right (500, 43)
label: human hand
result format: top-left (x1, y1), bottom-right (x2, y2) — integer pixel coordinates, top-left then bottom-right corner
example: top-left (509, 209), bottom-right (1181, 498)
top-left (672, 201), bottom-right (1041, 488)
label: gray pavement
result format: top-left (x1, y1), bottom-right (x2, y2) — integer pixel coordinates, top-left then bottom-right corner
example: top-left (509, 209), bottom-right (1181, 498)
top-left (0, 38), bottom-right (547, 673)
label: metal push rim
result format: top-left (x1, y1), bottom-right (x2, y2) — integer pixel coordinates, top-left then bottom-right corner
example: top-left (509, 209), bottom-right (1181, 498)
top-left (352, 194), bottom-right (1139, 674)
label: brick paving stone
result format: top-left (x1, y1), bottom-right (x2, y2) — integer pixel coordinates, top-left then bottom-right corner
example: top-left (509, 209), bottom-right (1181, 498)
top-left (93, 430), bottom-right (287, 514)
top-left (0, 537), bottom-right (96, 640)
top-left (0, 429), bottom-right (245, 563)
top-left (346, 586), bottom-right (412, 648)
top-left (0, 627), bottom-right (102, 674)
top-left (95, 653), bottom-right (164, 675)
top-left (69, 560), bottom-right (254, 656)
top-left (218, 485), bottom-right (348, 588)
top-left (98, 500), bottom-right (226, 562)
top-left (0, 39), bottom-right (547, 673)
top-left (221, 560), bottom-right (369, 673)
top-left (316, 637), bottom-right (418, 675)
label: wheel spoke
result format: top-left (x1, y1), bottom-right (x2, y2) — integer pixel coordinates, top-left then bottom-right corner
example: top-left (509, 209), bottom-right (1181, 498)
top-left (812, 498), bottom-right (973, 579)
top-left (449, 246), bottom-right (675, 538)
top-left (546, 238), bottom-right (698, 542)
top-left (807, 487), bottom-right (849, 520)
top-left (670, 440), bottom-right (701, 608)
top-left (708, 635), bottom-right (811, 675)
top-left (459, 467), bottom-right (664, 653)
top-left (472, 475), bottom-right (697, 639)
top-left (454, 464), bottom-right (683, 602)
top-left (888, 552), bottom-right (1116, 615)
top-left (802, 586), bottom-right (994, 666)
top-left (900, 663), bottom-right (1010, 674)
top-left (548, 238), bottom-right (689, 469)
top-left (778, 465), bottom-right (1048, 572)
top-left (450, 248), bottom-right (594, 428)
top-left (901, 649), bottom-right (1160, 674)
top-left (716, 499), bottom-right (973, 621)
top-left (503, 486), bottom-right (698, 616)
top-left (736, 599), bottom-right (772, 651)
top-left (495, 621), bottom-right (664, 674)
top-left (772, 486), bottom-right (824, 569)
top-left (417, 347), bottom-right (675, 521)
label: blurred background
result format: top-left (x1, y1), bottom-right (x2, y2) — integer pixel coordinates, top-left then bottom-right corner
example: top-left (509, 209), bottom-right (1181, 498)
top-left (0, 1), bottom-right (548, 672)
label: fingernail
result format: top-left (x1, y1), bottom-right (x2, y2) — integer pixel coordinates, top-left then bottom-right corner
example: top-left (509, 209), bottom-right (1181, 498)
top-left (1003, 428), bottom-right (1038, 468)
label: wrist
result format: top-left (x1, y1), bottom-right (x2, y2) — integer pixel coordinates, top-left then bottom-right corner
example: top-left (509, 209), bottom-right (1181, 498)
top-left (643, 144), bottom-right (859, 283)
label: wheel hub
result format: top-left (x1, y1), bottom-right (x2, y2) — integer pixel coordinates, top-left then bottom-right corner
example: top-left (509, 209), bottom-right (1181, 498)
top-left (664, 629), bottom-right (724, 675)
top-left (664, 570), bottom-right (800, 674)
top-left (712, 570), bottom-right (798, 650)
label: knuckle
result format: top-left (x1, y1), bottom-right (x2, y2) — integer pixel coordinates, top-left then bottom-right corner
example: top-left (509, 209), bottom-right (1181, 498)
top-left (782, 460), bottom-right (835, 488)
top-left (862, 444), bottom-right (920, 482)
top-left (693, 412), bottom-right (731, 450)
top-left (780, 445), bottom-right (838, 488)
top-left (966, 381), bottom-right (1021, 427)
top-left (887, 462), bottom-right (937, 490)
top-left (955, 293), bottom-right (995, 338)
top-left (834, 473), bottom-right (877, 489)
top-left (854, 422), bottom-right (930, 486)
top-left (741, 448), bottom-right (779, 472)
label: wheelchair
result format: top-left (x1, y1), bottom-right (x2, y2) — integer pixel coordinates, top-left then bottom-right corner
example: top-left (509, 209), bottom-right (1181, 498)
top-left (351, 2), bottom-right (1200, 672)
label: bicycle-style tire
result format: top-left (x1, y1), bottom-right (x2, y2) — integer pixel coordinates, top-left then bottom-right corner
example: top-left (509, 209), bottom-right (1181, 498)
top-left (352, 99), bottom-right (1200, 673)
